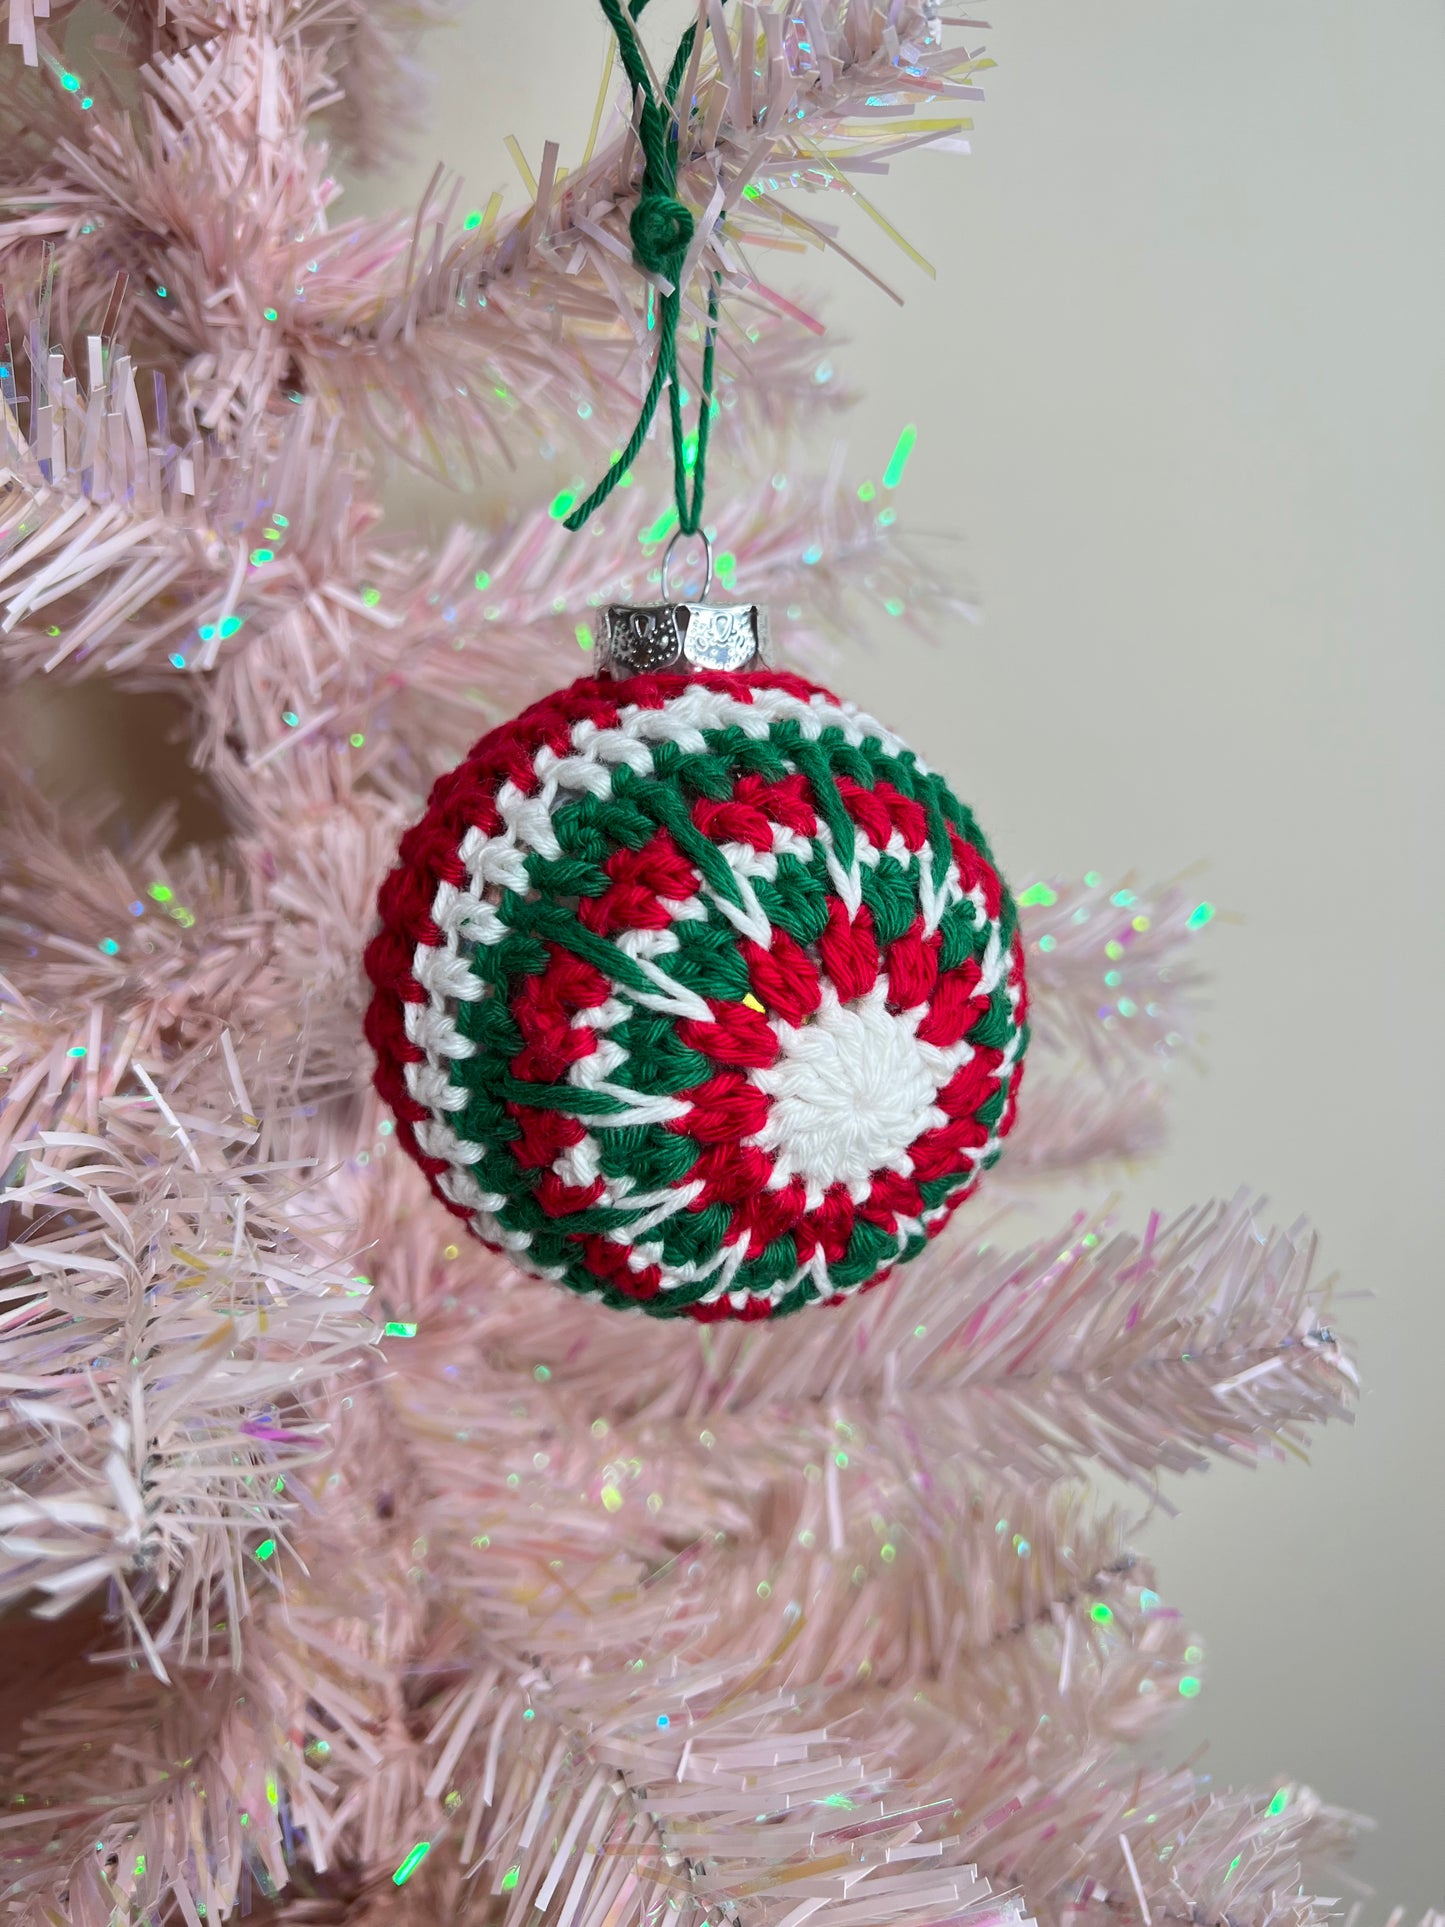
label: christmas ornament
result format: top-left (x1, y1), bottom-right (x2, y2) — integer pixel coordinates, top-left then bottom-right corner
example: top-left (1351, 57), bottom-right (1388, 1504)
top-left (364, 644), bottom-right (1028, 1319)
top-left (363, 0), bottom-right (1029, 1318)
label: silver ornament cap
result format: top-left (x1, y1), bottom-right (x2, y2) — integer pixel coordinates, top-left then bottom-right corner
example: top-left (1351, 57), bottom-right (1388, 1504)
top-left (600, 531), bottom-right (771, 679)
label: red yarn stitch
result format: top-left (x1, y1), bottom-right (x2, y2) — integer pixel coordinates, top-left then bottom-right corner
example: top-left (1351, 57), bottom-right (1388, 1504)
top-left (818, 899), bottom-right (879, 1004)
top-left (741, 930), bottom-right (822, 1027)
top-left (676, 1000), bottom-right (780, 1070)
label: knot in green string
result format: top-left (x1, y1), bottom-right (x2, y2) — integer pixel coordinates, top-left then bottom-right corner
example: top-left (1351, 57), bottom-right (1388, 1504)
top-left (629, 193), bottom-right (694, 279)
top-left (629, 78), bottom-right (693, 275)
top-left (564, 0), bottom-right (725, 542)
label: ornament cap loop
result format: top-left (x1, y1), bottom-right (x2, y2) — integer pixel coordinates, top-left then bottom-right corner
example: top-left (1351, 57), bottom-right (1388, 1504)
top-left (660, 527), bottom-right (713, 603)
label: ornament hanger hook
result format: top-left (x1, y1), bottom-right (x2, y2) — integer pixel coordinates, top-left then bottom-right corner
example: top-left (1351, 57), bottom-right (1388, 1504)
top-left (661, 527), bottom-right (713, 604)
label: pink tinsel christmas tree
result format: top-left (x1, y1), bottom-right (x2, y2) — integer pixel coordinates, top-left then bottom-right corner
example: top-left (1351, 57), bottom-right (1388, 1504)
top-left (0, 5), bottom-right (1407, 1926)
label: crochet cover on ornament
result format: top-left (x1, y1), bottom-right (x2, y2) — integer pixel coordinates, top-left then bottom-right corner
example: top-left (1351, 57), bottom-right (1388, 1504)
top-left (365, 670), bottom-right (1029, 1321)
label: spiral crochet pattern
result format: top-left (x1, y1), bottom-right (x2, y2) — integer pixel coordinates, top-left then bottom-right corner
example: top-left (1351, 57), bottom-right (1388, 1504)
top-left (364, 671), bottom-right (1028, 1321)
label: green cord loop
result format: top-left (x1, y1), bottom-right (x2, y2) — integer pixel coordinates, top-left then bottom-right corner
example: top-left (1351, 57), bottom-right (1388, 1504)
top-left (563, 0), bottom-right (725, 540)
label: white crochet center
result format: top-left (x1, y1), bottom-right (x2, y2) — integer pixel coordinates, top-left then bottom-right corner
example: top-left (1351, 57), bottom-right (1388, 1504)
top-left (754, 980), bottom-right (953, 1190)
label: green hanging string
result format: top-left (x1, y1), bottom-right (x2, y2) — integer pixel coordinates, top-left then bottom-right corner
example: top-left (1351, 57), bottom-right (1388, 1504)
top-left (563, 0), bottom-right (723, 538)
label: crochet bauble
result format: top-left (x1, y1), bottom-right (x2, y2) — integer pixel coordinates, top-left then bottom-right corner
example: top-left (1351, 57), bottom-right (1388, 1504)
top-left (364, 669), bottom-right (1029, 1321)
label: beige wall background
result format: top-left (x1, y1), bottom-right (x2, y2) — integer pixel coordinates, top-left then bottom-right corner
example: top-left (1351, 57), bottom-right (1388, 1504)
top-left (344, 2), bottom-right (1443, 1907)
